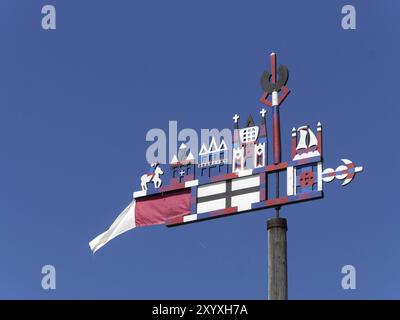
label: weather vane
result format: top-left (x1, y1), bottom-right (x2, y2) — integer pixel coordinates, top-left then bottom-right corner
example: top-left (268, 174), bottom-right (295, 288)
top-left (89, 52), bottom-right (364, 299)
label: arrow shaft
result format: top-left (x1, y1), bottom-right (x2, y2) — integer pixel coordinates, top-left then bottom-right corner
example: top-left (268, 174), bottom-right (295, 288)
top-left (322, 167), bottom-right (361, 178)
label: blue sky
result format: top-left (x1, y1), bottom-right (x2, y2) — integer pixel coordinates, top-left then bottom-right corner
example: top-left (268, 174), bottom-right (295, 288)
top-left (0, 0), bottom-right (399, 299)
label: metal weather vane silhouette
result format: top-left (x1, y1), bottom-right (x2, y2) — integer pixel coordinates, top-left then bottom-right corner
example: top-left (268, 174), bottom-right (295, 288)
top-left (89, 51), bottom-right (364, 252)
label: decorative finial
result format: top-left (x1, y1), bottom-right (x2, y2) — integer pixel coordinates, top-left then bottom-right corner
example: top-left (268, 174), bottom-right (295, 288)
top-left (259, 52), bottom-right (290, 108)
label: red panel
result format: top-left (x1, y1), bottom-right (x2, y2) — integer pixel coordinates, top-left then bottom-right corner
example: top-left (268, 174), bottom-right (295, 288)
top-left (266, 197), bottom-right (289, 206)
top-left (266, 162), bottom-right (288, 172)
top-left (212, 173), bottom-right (238, 182)
top-left (299, 171), bottom-right (314, 187)
top-left (135, 189), bottom-right (191, 227)
top-left (224, 207), bottom-right (238, 214)
top-left (272, 108), bottom-right (281, 164)
top-left (271, 53), bottom-right (276, 84)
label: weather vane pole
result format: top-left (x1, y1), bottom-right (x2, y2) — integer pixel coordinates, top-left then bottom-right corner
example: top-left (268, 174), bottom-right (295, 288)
top-left (259, 52), bottom-right (290, 299)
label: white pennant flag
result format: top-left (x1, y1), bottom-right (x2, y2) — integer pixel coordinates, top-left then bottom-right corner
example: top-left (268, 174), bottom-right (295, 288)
top-left (89, 200), bottom-right (136, 253)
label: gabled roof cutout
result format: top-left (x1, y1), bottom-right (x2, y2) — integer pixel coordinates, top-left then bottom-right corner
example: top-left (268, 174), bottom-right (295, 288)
top-left (219, 140), bottom-right (227, 151)
top-left (209, 137), bottom-right (218, 153)
top-left (199, 144), bottom-right (208, 156)
top-left (246, 115), bottom-right (255, 127)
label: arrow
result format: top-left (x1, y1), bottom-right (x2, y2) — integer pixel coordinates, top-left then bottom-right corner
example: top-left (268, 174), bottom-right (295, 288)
top-left (322, 159), bottom-right (363, 186)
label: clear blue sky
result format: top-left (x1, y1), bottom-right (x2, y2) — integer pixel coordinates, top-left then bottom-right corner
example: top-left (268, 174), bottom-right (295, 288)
top-left (0, 0), bottom-right (399, 299)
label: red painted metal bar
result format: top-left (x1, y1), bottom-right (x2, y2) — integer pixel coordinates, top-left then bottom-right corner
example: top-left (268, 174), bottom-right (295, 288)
top-left (272, 105), bottom-right (282, 164)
